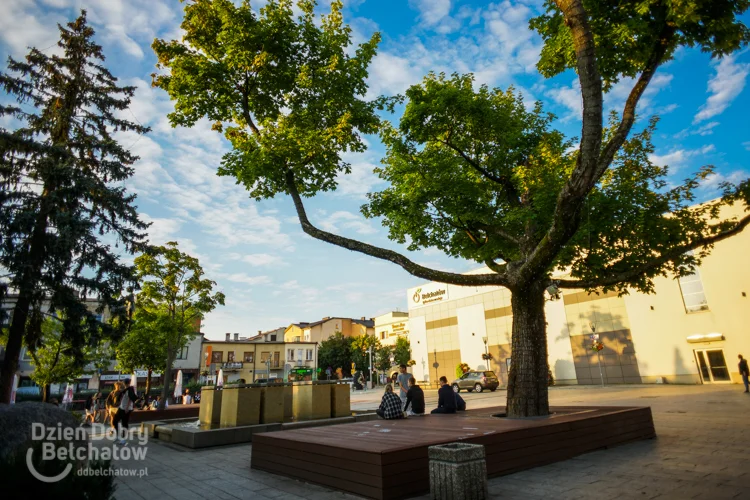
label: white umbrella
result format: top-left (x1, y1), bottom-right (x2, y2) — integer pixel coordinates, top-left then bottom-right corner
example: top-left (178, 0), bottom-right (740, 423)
top-left (173, 369), bottom-right (183, 399)
top-left (216, 369), bottom-right (224, 387)
top-left (10, 374), bottom-right (19, 404)
top-left (130, 373), bottom-right (138, 389)
top-left (62, 383), bottom-right (74, 404)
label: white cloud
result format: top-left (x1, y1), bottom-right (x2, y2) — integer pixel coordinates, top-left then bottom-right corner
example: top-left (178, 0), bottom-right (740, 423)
top-left (699, 169), bottom-right (749, 192)
top-left (546, 78), bottom-right (582, 122)
top-left (743, 141), bottom-right (750, 151)
top-left (409, 0), bottom-right (452, 26)
top-left (319, 211), bottom-right (378, 235)
top-left (140, 213), bottom-right (182, 244)
top-left (238, 253), bottom-right (286, 267)
top-left (649, 144), bottom-right (715, 171)
top-left (694, 54), bottom-right (750, 124)
top-left (335, 156), bottom-right (385, 198)
top-left (222, 273), bottom-right (271, 286)
top-left (0, 1), bottom-right (178, 59)
top-left (674, 121), bottom-right (720, 139)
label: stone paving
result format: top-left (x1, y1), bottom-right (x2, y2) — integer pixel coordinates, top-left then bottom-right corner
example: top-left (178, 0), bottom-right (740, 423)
top-left (108, 384), bottom-right (750, 499)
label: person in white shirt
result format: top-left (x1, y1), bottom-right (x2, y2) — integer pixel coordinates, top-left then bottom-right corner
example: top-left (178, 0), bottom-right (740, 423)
top-left (183, 389), bottom-right (194, 404)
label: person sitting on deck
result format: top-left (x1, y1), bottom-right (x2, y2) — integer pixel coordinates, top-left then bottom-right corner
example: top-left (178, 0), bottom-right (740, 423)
top-left (404, 377), bottom-right (425, 416)
top-left (430, 376), bottom-right (457, 414)
top-left (455, 392), bottom-right (466, 411)
top-left (376, 384), bottom-right (405, 420)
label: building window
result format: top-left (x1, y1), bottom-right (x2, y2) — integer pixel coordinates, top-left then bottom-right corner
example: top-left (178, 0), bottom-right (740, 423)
top-left (287, 349), bottom-right (295, 361)
top-left (304, 332), bottom-right (310, 341)
top-left (380, 332), bottom-right (385, 340)
top-left (22, 348), bottom-right (33, 361)
top-left (260, 352), bottom-right (270, 363)
top-left (294, 336), bottom-right (301, 342)
top-left (243, 352), bottom-right (254, 363)
top-left (176, 346), bottom-right (189, 360)
top-left (679, 269), bottom-right (709, 313)
top-left (227, 351), bottom-right (235, 362)
top-left (306, 349), bottom-right (313, 361)
top-left (211, 351), bottom-right (223, 363)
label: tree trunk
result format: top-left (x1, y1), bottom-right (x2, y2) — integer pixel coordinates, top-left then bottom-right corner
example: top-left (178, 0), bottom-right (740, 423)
top-left (159, 344), bottom-right (175, 411)
top-left (42, 384), bottom-right (48, 403)
top-left (145, 369), bottom-right (152, 397)
top-left (506, 281), bottom-right (550, 417)
top-left (0, 295), bottom-right (29, 403)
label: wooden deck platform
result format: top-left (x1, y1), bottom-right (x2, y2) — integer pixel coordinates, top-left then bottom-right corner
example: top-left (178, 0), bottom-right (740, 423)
top-left (251, 405), bottom-right (655, 500)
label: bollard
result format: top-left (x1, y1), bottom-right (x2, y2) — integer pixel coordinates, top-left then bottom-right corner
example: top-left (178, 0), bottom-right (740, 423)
top-left (428, 442), bottom-right (488, 500)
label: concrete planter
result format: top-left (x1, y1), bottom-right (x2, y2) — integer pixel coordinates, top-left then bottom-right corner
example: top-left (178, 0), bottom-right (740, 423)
top-left (292, 382), bottom-right (331, 421)
top-left (428, 442), bottom-right (487, 500)
top-left (198, 387), bottom-right (223, 426)
top-left (330, 383), bottom-right (350, 418)
top-left (220, 387), bottom-right (260, 427)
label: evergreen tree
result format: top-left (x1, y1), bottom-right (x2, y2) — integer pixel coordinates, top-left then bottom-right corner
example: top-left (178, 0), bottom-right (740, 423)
top-left (0, 12), bottom-right (149, 403)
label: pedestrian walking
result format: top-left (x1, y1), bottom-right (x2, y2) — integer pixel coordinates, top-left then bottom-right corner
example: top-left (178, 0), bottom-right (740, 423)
top-left (376, 384), bottom-right (405, 420)
top-left (739, 354), bottom-right (749, 393)
top-left (105, 383), bottom-right (122, 431)
top-left (112, 379), bottom-right (138, 445)
top-left (396, 364), bottom-right (410, 407)
top-left (183, 389), bottom-right (194, 404)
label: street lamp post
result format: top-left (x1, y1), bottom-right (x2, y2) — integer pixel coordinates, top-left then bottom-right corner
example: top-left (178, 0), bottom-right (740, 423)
top-left (591, 323), bottom-right (605, 387)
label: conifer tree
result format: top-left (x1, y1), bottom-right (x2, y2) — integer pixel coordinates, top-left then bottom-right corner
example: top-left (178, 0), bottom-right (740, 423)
top-left (0, 12), bottom-right (149, 403)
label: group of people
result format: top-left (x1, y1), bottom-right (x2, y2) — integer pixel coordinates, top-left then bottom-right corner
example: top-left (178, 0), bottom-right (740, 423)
top-left (376, 365), bottom-right (466, 420)
top-left (79, 379), bottom-right (139, 445)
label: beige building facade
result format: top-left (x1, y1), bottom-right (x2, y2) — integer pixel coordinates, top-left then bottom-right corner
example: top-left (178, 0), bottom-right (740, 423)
top-left (283, 317), bottom-right (374, 343)
top-left (408, 203), bottom-right (750, 388)
top-left (201, 339), bottom-right (318, 383)
top-left (374, 311), bottom-right (409, 347)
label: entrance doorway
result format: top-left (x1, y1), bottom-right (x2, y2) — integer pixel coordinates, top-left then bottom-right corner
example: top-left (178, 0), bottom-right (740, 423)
top-left (694, 349), bottom-right (731, 383)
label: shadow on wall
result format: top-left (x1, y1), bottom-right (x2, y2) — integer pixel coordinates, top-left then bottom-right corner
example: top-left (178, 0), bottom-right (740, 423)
top-left (554, 359), bottom-right (575, 383)
top-left (570, 306), bottom-right (642, 385)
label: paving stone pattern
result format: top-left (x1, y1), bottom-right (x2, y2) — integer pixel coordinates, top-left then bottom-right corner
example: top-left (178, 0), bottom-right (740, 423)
top-left (110, 384), bottom-right (750, 499)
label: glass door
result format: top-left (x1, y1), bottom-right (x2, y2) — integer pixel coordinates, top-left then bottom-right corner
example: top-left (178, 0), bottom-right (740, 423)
top-left (694, 349), bottom-right (731, 383)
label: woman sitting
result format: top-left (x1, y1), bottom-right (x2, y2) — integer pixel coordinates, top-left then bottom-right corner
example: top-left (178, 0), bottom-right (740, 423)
top-left (376, 384), bottom-right (404, 420)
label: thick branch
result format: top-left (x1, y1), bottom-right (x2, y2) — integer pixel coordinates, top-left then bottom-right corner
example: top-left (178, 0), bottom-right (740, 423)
top-left (440, 139), bottom-right (521, 205)
top-left (472, 221), bottom-right (522, 247)
top-left (515, 0), bottom-right (603, 285)
top-left (597, 24), bottom-right (675, 180)
top-left (284, 170), bottom-right (508, 287)
top-left (557, 213), bottom-right (750, 289)
top-left (240, 77), bottom-right (260, 136)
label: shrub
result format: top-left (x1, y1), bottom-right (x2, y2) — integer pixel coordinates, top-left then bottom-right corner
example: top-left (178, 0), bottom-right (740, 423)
top-left (0, 442), bottom-right (115, 499)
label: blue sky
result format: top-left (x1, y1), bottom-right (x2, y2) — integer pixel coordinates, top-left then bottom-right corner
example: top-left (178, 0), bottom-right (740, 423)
top-left (1, 1), bottom-right (748, 340)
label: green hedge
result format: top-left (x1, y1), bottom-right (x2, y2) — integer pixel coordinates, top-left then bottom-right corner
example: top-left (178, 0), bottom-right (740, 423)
top-left (0, 442), bottom-right (115, 499)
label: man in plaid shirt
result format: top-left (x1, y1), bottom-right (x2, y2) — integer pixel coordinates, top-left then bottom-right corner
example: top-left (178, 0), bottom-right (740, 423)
top-left (376, 384), bottom-right (405, 420)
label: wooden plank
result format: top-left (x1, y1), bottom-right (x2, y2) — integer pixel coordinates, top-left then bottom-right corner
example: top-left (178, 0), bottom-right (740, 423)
top-left (251, 406), bottom-right (656, 500)
top-left (252, 456), bottom-right (385, 500)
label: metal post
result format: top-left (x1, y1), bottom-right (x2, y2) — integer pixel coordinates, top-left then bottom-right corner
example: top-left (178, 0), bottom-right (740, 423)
top-left (597, 351), bottom-right (604, 387)
top-left (368, 346), bottom-right (373, 389)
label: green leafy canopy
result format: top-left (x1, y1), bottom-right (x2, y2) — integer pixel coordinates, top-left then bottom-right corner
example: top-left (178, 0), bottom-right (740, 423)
top-left (152, 0), bottom-right (380, 200)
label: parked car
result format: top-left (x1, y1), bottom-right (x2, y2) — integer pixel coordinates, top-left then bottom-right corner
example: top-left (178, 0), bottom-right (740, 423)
top-left (452, 371), bottom-right (499, 393)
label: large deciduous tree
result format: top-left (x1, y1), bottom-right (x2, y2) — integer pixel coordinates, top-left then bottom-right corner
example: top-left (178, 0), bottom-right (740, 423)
top-left (29, 317), bottom-right (86, 402)
top-left (317, 332), bottom-right (354, 378)
top-left (115, 318), bottom-right (168, 397)
top-left (154, 0), bottom-right (750, 416)
top-left (134, 242), bottom-right (224, 410)
top-left (0, 12), bottom-right (149, 403)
